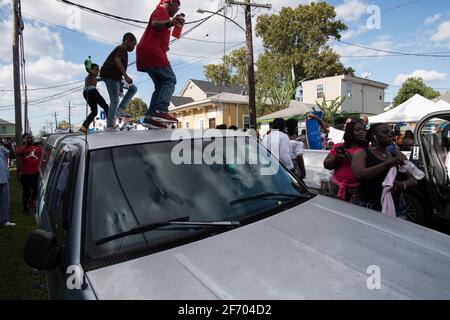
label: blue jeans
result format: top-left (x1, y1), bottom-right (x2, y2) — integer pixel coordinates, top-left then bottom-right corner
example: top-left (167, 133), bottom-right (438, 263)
top-left (0, 183), bottom-right (9, 224)
top-left (103, 79), bottom-right (138, 128)
top-left (144, 66), bottom-right (176, 116)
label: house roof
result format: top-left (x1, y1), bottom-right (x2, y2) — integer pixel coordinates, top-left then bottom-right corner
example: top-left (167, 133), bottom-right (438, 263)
top-left (171, 96), bottom-right (194, 107)
top-left (257, 101), bottom-right (315, 122)
top-left (0, 119), bottom-right (14, 125)
top-left (301, 74), bottom-right (388, 89)
top-left (189, 79), bottom-right (245, 95)
top-left (170, 93), bottom-right (250, 112)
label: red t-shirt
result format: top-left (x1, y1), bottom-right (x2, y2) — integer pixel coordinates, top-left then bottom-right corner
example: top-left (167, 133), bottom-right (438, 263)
top-left (136, 6), bottom-right (171, 71)
top-left (328, 143), bottom-right (363, 185)
top-left (17, 145), bottom-right (42, 175)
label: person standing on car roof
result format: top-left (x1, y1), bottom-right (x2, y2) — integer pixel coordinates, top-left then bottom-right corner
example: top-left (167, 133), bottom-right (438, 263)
top-left (136, 0), bottom-right (184, 128)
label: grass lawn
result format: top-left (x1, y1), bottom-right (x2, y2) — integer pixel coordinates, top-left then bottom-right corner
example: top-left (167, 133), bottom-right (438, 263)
top-left (0, 169), bottom-right (48, 300)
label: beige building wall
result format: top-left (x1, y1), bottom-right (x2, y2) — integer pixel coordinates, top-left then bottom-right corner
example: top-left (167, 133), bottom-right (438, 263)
top-left (172, 103), bottom-right (250, 129)
top-left (303, 75), bottom-right (386, 115)
top-left (181, 81), bottom-right (208, 101)
top-left (302, 76), bottom-right (344, 105)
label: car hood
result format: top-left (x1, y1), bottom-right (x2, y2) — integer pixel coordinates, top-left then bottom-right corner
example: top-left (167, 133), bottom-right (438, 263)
top-left (86, 195), bottom-right (450, 300)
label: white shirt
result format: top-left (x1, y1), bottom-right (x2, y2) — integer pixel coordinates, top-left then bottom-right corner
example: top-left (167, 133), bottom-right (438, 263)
top-left (289, 140), bottom-right (304, 159)
top-left (262, 131), bottom-right (294, 170)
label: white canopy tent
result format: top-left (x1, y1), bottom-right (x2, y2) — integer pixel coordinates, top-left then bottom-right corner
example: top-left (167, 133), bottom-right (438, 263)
top-left (368, 94), bottom-right (450, 124)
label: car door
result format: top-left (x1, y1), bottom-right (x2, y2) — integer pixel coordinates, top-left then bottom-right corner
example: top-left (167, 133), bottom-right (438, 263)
top-left (415, 111), bottom-right (450, 219)
top-left (43, 144), bottom-right (86, 299)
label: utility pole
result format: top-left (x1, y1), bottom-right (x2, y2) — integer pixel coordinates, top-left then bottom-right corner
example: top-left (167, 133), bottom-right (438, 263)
top-left (68, 100), bottom-right (72, 132)
top-left (54, 112), bottom-right (58, 129)
top-left (226, 0), bottom-right (271, 131)
top-left (12, 0), bottom-right (23, 177)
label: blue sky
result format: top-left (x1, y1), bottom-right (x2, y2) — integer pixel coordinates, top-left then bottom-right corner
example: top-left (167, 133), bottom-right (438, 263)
top-left (0, 0), bottom-right (450, 133)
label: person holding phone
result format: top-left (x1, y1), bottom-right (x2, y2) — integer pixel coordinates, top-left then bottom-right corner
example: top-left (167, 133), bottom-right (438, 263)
top-left (323, 120), bottom-right (367, 202)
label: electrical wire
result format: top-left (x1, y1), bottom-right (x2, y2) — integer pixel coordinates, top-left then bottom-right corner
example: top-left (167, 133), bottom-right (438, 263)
top-left (0, 9), bottom-right (13, 23)
top-left (55, 0), bottom-right (216, 26)
top-left (23, 12), bottom-right (120, 45)
top-left (338, 40), bottom-right (450, 57)
top-left (0, 80), bottom-right (84, 92)
top-left (0, 85), bottom-right (83, 110)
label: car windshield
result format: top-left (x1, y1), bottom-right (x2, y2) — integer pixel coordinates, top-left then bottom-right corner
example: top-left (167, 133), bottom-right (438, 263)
top-left (84, 136), bottom-right (310, 261)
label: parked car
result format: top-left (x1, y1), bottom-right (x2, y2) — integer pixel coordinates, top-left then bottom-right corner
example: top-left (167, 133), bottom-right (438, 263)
top-left (406, 111), bottom-right (450, 227)
top-left (24, 130), bottom-right (450, 299)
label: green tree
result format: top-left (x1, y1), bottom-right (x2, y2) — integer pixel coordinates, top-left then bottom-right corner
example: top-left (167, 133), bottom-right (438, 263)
top-left (57, 120), bottom-right (70, 129)
top-left (204, 2), bottom-right (354, 116)
top-left (315, 95), bottom-right (346, 125)
top-left (126, 98), bottom-right (148, 120)
top-left (256, 2), bottom-right (354, 86)
top-left (268, 75), bottom-right (297, 111)
top-left (393, 77), bottom-right (441, 107)
top-left (204, 47), bottom-right (248, 87)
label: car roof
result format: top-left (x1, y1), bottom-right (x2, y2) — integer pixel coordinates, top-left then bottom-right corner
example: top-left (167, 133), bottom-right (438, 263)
top-left (56, 130), bottom-right (252, 151)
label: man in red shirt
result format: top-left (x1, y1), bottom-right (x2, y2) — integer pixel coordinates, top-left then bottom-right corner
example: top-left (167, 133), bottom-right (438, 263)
top-left (136, 0), bottom-right (184, 128)
top-left (16, 133), bottom-right (42, 214)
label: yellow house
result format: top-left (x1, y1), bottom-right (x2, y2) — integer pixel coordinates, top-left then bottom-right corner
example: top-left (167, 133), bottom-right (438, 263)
top-left (169, 80), bottom-right (251, 129)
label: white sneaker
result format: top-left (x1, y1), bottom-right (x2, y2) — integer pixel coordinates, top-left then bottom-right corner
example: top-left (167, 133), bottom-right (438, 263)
top-left (3, 221), bottom-right (16, 227)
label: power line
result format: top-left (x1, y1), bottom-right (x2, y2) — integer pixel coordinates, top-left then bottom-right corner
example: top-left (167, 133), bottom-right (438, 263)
top-left (382, 0), bottom-right (422, 14)
top-left (341, 52), bottom-right (450, 58)
top-left (338, 40), bottom-right (450, 57)
top-left (0, 9), bottom-right (13, 23)
top-left (23, 12), bottom-right (120, 45)
top-left (182, 36), bottom-right (243, 44)
top-left (0, 80), bottom-right (84, 92)
top-left (0, 85), bottom-right (83, 110)
top-left (55, 0), bottom-right (214, 26)
top-left (0, 50), bottom-right (11, 60)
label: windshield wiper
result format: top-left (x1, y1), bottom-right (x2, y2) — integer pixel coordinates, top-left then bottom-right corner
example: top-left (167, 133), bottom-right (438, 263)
top-left (95, 216), bottom-right (241, 246)
top-left (230, 192), bottom-right (310, 205)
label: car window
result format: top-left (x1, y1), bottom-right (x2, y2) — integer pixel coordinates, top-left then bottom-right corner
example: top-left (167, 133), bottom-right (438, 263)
top-left (45, 145), bottom-right (78, 236)
top-left (39, 143), bottom-right (53, 180)
top-left (84, 137), bottom-right (309, 261)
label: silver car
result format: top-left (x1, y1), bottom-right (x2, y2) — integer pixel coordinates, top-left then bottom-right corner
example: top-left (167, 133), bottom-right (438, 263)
top-left (24, 130), bottom-right (450, 299)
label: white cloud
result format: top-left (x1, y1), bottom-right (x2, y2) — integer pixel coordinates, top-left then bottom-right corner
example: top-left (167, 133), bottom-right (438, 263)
top-left (336, 0), bottom-right (367, 22)
top-left (341, 25), bottom-right (368, 40)
top-left (424, 14), bottom-right (442, 25)
top-left (394, 70), bottom-right (448, 86)
top-left (431, 20), bottom-right (450, 42)
top-left (0, 19), bottom-right (64, 61)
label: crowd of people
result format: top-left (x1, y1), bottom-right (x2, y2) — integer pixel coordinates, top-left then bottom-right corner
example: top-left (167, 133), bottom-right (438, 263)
top-left (323, 120), bottom-right (420, 217)
top-left (261, 114), bottom-right (422, 218)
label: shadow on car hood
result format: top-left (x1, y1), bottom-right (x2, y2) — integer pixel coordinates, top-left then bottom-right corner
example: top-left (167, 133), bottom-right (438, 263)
top-left (86, 195), bottom-right (450, 300)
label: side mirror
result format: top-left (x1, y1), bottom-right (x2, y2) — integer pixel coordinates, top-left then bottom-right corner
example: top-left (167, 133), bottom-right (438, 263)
top-left (23, 229), bottom-right (61, 271)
